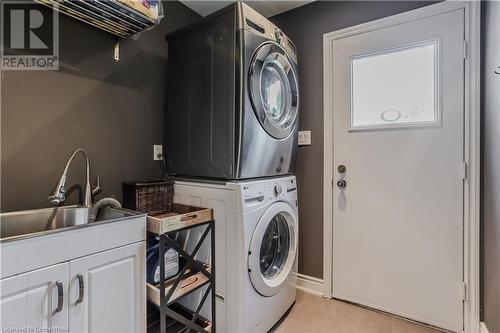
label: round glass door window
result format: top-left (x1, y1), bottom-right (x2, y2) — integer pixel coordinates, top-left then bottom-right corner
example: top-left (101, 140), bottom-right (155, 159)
top-left (250, 42), bottom-right (299, 139)
top-left (261, 59), bottom-right (292, 127)
top-left (248, 201), bottom-right (298, 297)
top-left (260, 213), bottom-right (290, 279)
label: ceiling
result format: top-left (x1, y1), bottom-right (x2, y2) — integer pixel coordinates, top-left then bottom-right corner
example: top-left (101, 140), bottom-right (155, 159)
top-left (179, 1), bottom-right (314, 18)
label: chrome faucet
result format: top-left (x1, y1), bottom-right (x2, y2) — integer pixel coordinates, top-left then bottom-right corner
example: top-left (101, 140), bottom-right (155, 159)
top-left (48, 149), bottom-right (100, 207)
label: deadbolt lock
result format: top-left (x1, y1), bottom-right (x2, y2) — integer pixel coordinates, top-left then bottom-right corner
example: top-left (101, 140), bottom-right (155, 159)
top-left (338, 165), bottom-right (346, 173)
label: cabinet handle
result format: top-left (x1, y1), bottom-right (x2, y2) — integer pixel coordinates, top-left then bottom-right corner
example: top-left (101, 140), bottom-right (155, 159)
top-left (52, 281), bottom-right (64, 315)
top-left (75, 274), bottom-right (84, 305)
top-left (180, 214), bottom-right (197, 222)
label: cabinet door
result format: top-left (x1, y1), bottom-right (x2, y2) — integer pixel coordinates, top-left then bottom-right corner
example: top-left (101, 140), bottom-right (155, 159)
top-left (68, 242), bottom-right (145, 333)
top-left (1, 263), bottom-right (69, 332)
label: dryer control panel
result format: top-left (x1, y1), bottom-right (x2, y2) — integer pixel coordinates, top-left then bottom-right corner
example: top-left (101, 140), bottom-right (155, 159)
top-left (238, 2), bottom-right (298, 64)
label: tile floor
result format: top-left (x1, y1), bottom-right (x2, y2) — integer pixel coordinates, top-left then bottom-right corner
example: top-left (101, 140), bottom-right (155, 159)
top-left (275, 291), bottom-right (442, 333)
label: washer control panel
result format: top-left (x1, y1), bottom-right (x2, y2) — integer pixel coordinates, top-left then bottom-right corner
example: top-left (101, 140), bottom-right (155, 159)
top-left (241, 176), bottom-right (297, 209)
top-left (266, 177), bottom-right (296, 200)
top-left (273, 184), bottom-right (283, 196)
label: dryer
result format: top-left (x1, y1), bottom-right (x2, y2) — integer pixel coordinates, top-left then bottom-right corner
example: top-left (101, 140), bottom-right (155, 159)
top-left (165, 2), bottom-right (299, 180)
top-left (173, 176), bottom-right (298, 332)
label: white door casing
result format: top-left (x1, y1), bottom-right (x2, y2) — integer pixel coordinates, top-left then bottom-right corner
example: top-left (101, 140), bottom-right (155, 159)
top-left (323, 2), bottom-right (480, 333)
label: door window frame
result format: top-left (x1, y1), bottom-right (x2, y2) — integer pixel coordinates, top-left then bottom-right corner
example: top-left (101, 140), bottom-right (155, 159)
top-left (348, 38), bottom-right (441, 131)
top-left (322, 2), bottom-right (481, 333)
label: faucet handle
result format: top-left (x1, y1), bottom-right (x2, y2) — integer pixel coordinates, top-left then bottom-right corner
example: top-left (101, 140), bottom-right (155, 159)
top-left (92, 173), bottom-right (102, 196)
top-left (48, 186), bottom-right (66, 205)
top-left (48, 196), bottom-right (64, 205)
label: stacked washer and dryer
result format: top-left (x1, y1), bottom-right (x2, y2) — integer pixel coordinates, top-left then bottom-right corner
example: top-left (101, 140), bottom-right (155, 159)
top-left (165, 3), bottom-right (300, 332)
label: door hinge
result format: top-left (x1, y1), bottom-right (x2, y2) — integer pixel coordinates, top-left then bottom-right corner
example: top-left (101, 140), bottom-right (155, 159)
top-left (461, 161), bottom-right (467, 180)
top-left (463, 40), bottom-right (467, 60)
top-left (461, 281), bottom-right (467, 301)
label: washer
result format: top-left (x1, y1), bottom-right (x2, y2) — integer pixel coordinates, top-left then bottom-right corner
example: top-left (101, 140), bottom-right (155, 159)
top-left (173, 176), bottom-right (298, 332)
top-left (165, 2), bottom-right (299, 179)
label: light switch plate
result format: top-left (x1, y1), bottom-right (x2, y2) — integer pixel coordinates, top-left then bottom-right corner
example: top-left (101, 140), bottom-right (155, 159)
top-left (153, 145), bottom-right (163, 160)
top-left (298, 130), bottom-right (311, 146)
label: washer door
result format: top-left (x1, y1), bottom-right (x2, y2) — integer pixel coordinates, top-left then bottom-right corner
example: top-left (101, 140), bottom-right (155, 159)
top-left (248, 201), bottom-right (298, 297)
top-left (249, 42), bottom-right (299, 139)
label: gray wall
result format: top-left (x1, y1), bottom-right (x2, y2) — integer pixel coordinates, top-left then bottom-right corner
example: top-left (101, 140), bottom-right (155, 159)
top-left (482, 1), bottom-right (500, 332)
top-left (271, 1), bottom-right (437, 278)
top-left (0, 1), bottom-right (200, 212)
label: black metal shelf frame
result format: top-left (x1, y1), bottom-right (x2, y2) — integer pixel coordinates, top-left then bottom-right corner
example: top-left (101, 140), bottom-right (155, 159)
top-left (157, 220), bottom-right (215, 333)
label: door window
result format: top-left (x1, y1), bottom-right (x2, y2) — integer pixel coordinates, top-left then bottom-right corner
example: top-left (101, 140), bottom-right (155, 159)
top-left (259, 213), bottom-right (290, 279)
top-left (350, 41), bottom-right (439, 129)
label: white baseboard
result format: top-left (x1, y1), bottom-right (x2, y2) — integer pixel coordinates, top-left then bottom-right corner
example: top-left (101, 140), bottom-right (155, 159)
top-left (480, 322), bottom-right (490, 333)
top-left (295, 273), bottom-right (324, 297)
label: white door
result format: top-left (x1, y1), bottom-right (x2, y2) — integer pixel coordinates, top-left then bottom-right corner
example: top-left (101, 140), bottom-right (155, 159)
top-left (1, 263), bottom-right (69, 332)
top-left (330, 9), bottom-right (464, 332)
top-left (68, 242), bottom-right (146, 333)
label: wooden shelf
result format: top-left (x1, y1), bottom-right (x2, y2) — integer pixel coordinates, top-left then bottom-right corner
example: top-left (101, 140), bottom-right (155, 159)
top-left (147, 265), bottom-right (212, 307)
top-left (147, 204), bottom-right (213, 235)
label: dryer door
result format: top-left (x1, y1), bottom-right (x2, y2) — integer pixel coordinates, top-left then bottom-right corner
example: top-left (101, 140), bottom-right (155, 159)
top-left (249, 42), bottom-right (299, 139)
top-left (248, 201), bottom-right (298, 297)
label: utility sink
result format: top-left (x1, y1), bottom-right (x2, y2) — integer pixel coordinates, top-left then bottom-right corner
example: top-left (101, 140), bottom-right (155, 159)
top-left (0, 206), bottom-right (137, 242)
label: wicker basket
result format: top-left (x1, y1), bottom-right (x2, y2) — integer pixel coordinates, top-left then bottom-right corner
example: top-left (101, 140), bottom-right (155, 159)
top-left (122, 180), bottom-right (173, 215)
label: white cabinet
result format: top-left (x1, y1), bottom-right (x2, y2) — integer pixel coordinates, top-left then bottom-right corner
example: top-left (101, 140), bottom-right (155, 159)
top-left (1, 242), bottom-right (145, 333)
top-left (68, 242), bottom-right (146, 333)
top-left (1, 214), bottom-right (146, 333)
top-left (0, 263), bottom-right (69, 332)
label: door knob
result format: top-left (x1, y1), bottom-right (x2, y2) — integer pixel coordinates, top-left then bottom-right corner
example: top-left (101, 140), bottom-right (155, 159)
top-left (337, 179), bottom-right (347, 189)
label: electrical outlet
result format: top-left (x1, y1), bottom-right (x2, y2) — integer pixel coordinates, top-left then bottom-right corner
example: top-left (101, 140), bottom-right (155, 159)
top-left (153, 145), bottom-right (163, 160)
top-left (298, 130), bottom-right (311, 146)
